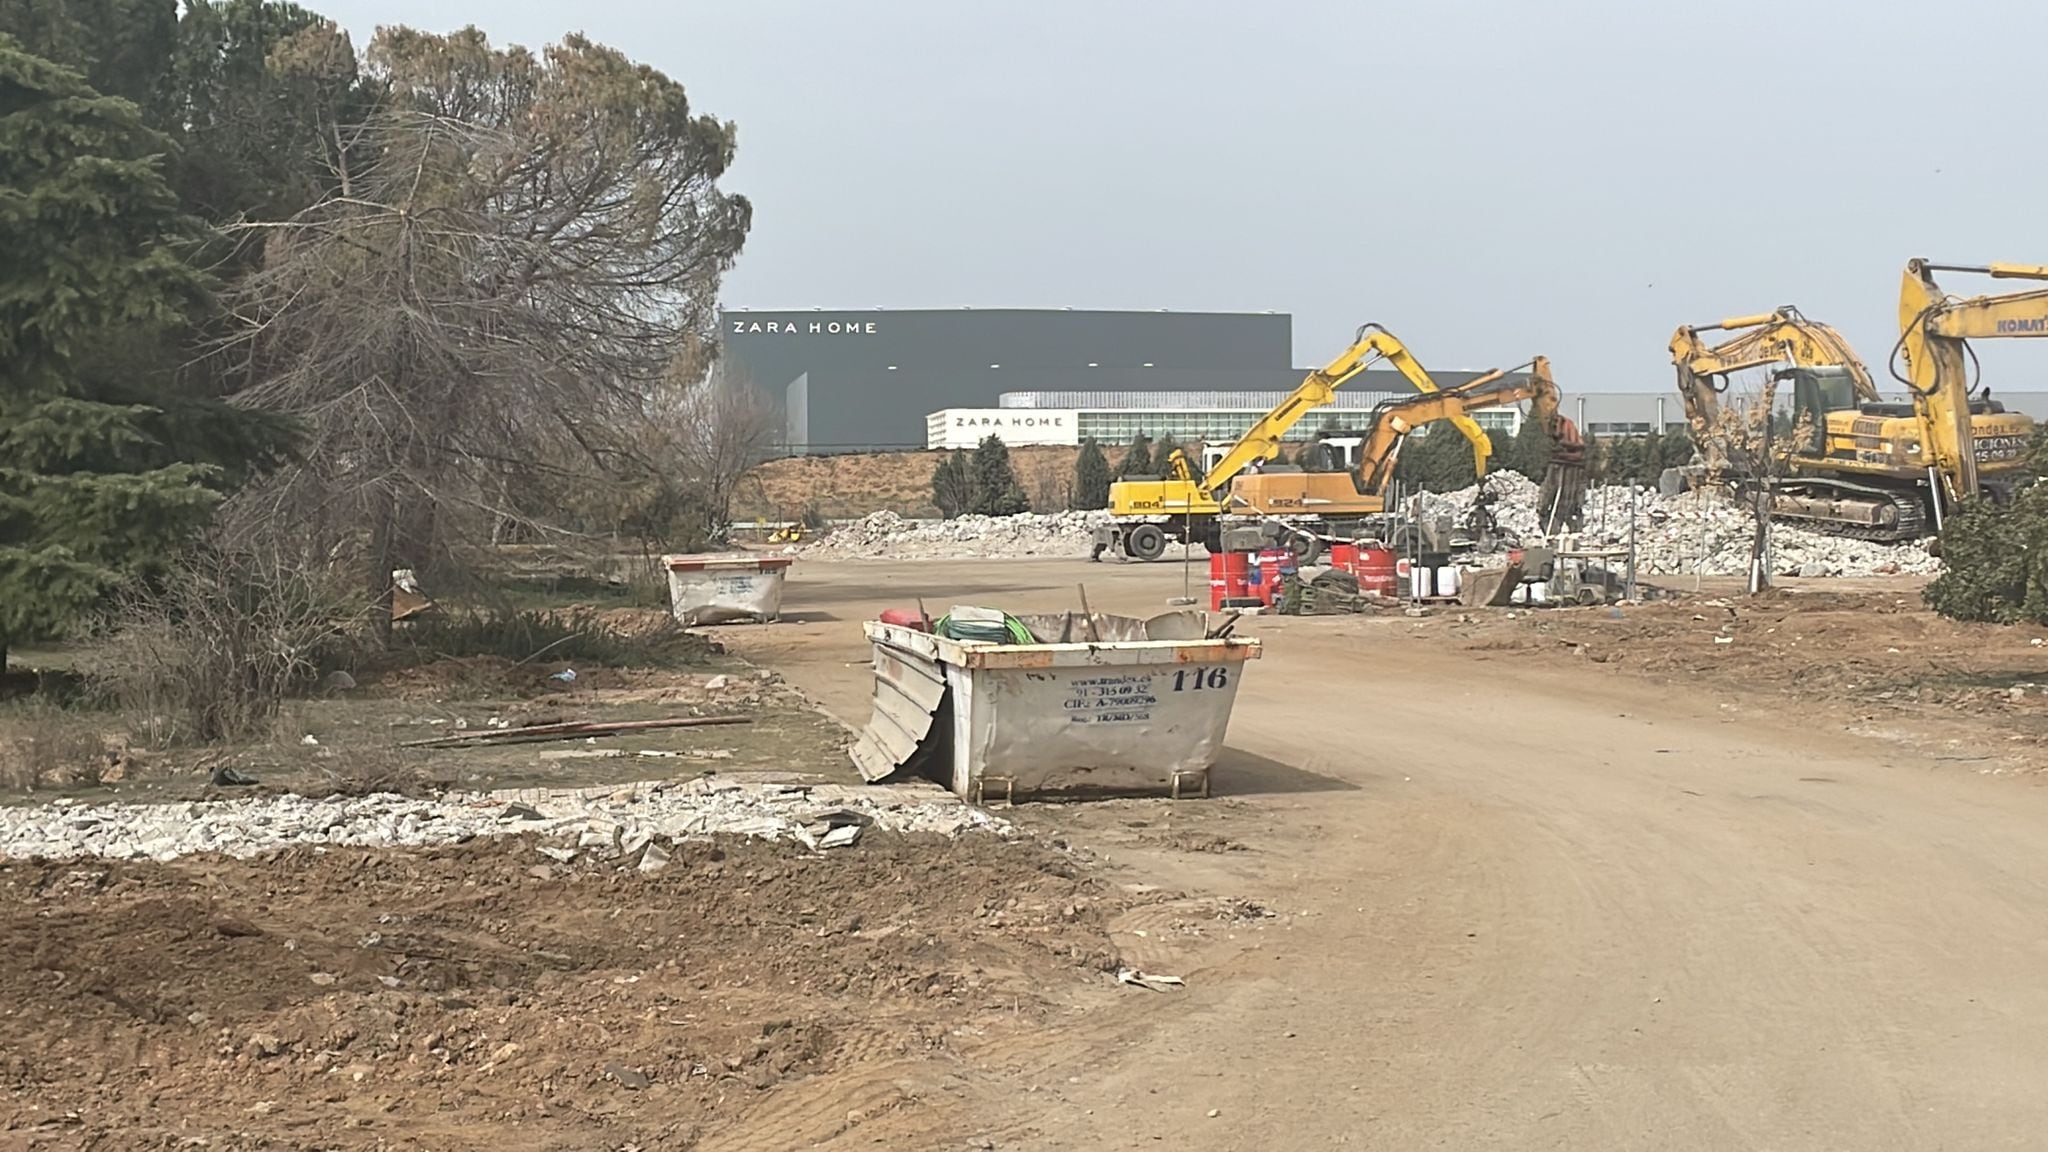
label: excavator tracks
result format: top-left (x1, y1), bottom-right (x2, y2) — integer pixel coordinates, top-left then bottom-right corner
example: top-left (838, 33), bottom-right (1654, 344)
top-left (1763, 482), bottom-right (1927, 543)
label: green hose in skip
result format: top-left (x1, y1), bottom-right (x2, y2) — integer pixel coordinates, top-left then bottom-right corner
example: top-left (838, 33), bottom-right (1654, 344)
top-left (934, 613), bottom-right (1036, 644)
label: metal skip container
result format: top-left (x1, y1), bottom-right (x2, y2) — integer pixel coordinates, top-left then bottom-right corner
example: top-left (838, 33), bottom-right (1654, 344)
top-left (661, 553), bottom-right (794, 626)
top-left (851, 617), bottom-right (1262, 801)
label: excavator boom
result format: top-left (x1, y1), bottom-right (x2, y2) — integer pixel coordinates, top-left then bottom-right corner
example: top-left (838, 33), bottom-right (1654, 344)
top-left (1898, 258), bottom-right (2048, 502)
top-left (1197, 323), bottom-right (1489, 494)
top-left (1670, 306), bottom-right (1877, 475)
top-left (1225, 354), bottom-right (1587, 535)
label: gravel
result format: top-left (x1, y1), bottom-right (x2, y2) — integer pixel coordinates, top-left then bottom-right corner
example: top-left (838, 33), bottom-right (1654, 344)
top-left (800, 481), bottom-right (1937, 578)
top-left (1417, 472), bottom-right (1939, 578)
top-left (803, 509), bottom-right (1109, 560)
top-left (0, 776), bottom-right (1008, 863)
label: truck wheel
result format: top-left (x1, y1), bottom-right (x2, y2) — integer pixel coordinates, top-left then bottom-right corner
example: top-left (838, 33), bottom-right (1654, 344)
top-left (1125, 524), bottom-right (1167, 562)
top-left (1287, 534), bottom-right (1324, 565)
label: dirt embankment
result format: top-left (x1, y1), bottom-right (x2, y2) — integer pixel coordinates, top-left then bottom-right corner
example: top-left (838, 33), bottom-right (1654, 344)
top-left (1445, 587), bottom-right (2048, 770)
top-left (733, 446), bottom-right (1084, 522)
top-left (0, 834), bottom-right (1123, 1149)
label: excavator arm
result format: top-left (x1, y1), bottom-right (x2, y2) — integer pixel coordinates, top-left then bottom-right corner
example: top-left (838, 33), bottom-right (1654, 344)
top-left (1898, 259), bottom-right (2048, 501)
top-left (1197, 322), bottom-right (1489, 495)
top-left (1353, 363), bottom-right (1541, 496)
top-left (1669, 306), bottom-right (1877, 475)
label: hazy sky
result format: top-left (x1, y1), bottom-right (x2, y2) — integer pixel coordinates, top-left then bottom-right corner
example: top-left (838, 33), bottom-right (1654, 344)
top-left (317, 0), bottom-right (2048, 392)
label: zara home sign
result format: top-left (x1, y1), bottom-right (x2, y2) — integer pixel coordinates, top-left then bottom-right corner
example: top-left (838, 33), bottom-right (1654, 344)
top-left (730, 317), bottom-right (878, 335)
top-left (927, 409), bottom-right (1081, 449)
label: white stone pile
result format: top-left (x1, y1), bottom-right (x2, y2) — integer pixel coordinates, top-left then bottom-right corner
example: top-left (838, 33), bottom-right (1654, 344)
top-left (802, 509), bottom-right (1111, 560)
top-left (0, 776), bottom-right (1008, 864)
top-left (1418, 473), bottom-right (1940, 578)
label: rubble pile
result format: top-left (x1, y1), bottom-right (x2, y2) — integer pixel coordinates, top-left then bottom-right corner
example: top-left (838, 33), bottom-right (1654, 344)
top-left (1419, 473), bottom-right (1940, 578)
top-left (0, 775), bottom-right (1007, 863)
top-left (803, 509), bottom-right (1110, 560)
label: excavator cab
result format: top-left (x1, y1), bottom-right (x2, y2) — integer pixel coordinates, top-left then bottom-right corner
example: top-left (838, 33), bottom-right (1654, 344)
top-left (1778, 366), bottom-right (1860, 457)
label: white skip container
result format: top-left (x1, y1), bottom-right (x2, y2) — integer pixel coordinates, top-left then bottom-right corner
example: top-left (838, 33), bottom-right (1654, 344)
top-left (661, 553), bottom-right (794, 626)
top-left (852, 619), bottom-right (1262, 801)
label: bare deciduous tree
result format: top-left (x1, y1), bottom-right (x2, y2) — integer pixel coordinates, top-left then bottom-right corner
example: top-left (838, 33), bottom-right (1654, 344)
top-left (219, 27), bottom-right (751, 636)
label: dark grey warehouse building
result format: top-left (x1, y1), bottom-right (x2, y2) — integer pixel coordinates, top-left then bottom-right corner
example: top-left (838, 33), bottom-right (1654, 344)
top-left (719, 308), bottom-right (1483, 453)
top-left (720, 308), bottom-right (2048, 452)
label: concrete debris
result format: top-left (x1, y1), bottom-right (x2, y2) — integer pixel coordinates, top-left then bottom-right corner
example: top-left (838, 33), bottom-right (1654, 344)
top-left (0, 775), bottom-right (1008, 863)
top-left (1418, 473), bottom-right (1940, 579)
top-left (1115, 967), bottom-right (1186, 992)
top-left (803, 510), bottom-right (1112, 560)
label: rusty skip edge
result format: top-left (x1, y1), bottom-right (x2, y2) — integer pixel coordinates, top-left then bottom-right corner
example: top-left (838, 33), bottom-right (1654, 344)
top-left (661, 552), bottom-right (796, 573)
top-left (862, 621), bottom-right (1260, 670)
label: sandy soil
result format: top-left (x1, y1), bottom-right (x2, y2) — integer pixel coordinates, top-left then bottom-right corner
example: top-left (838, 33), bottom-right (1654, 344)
top-left (11, 555), bottom-right (2048, 1150)
top-left (715, 557), bottom-right (2048, 1150)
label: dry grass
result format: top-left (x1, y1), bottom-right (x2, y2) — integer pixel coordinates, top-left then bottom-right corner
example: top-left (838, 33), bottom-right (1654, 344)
top-left (0, 701), bottom-right (113, 791)
top-left (301, 744), bottom-right (436, 799)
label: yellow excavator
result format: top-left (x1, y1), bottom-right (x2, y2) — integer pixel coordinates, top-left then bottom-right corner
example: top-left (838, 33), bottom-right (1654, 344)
top-left (1896, 259), bottom-right (2047, 516)
top-left (1668, 264), bottom-right (2038, 541)
top-left (1225, 356), bottom-right (1588, 554)
top-left (1096, 323), bottom-right (1495, 561)
top-left (1670, 306), bottom-right (1877, 477)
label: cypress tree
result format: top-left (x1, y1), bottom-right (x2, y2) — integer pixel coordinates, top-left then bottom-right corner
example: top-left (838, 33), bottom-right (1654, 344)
top-left (1072, 439), bottom-right (1111, 510)
top-left (1115, 433), bottom-right (1153, 479)
top-left (969, 435), bottom-right (1030, 516)
top-left (931, 449), bottom-right (971, 518)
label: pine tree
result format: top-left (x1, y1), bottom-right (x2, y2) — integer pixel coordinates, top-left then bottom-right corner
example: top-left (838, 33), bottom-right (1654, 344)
top-left (969, 435), bottom-right (1030, 516)
top-left (1116, 433), bottom-right (1154, 479)
top-left (1504, 417), bottom-right (1554, 481)
top-left (1392, 428), bottom-right (1479, 492)
top-left (0, 38), bottom-right (232, 670)
top-left (931, 449), bottom-right (971, 518)
top-left (1072, 439), bottom-right (1112, 510)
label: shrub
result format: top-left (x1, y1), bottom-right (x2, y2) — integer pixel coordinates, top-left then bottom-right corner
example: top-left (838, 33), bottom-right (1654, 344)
top-left (90, 545), bottom-right (358, 747)
top-left (1925, 486), bottom-right (2048, 624)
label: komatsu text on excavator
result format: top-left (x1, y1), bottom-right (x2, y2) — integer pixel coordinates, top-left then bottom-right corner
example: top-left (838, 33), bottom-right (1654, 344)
top-left (1668, 269), bottom-right (2040, 541)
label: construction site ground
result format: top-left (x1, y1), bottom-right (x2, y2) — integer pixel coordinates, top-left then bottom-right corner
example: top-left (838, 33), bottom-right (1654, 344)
top-left (12, 555), bottom-right (2048, 1149)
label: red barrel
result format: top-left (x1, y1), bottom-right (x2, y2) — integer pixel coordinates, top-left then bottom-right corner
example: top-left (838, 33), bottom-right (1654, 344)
top-left (1208, 551), bottom-right (1251, 610)
top-left (1355, 547), bottom-right (1399, 597)
top-left (1328, 542), bottom-right (1360, 575)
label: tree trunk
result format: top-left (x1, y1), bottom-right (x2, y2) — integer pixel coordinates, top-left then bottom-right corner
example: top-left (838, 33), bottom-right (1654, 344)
top-left (365, 488), bottom-right (398, 646)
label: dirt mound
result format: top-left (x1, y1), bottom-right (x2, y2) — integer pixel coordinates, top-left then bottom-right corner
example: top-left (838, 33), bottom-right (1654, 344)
top-left (0, 834), bottom-right (1120, 1148)
top-left (735, 446), bottom-right (1084, 521)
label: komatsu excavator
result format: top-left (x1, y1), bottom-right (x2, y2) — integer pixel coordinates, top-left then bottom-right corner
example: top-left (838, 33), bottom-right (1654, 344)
top-left (1223, 356), bottom-right (1588, 560)
top-left (1096, 323), bottom-right (1496, 561)
top-left (1668, 266), bottom-right (2039, 541)
top-left (1669, 306), bottom-right (1878, 477)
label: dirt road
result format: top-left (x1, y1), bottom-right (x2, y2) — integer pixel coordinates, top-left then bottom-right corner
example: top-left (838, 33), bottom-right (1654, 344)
top-left (723, 557), bottom-right (2048, 1150)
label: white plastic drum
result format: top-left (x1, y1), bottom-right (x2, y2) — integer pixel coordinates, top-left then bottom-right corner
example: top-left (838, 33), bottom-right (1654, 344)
top-left (1410, 565), bottom-right (1432, 599)
top-left (1434, 566), bottom-right (1460, 598)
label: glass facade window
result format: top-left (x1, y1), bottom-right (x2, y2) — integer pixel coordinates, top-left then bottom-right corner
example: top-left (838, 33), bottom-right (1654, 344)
top-left (1071, 406), bottom-right (1522, 444)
